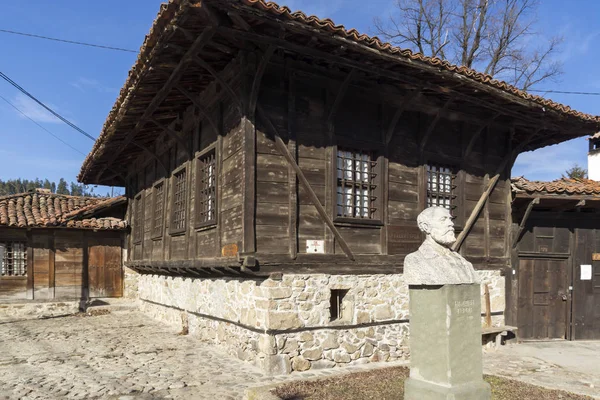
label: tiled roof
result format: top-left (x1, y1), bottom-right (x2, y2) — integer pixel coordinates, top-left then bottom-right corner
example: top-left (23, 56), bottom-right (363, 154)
top-left (512, 177), bottom-right (600, 196)
top-left (0, 191), bottom-right (127, 230)
top-left (78, 0), bottom-right (600, 184)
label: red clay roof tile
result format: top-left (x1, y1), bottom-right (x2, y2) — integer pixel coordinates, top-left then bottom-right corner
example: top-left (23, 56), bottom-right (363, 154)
top-left (512, 176), bottom-right (600, 196)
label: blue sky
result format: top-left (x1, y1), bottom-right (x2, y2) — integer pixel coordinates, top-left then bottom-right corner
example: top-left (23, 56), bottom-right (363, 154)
top-left (0, 0), bottom-right (598, 195)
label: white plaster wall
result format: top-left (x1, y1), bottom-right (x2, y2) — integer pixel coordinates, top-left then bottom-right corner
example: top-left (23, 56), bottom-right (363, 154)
top-left (589, 152), bottom-right (600, 181)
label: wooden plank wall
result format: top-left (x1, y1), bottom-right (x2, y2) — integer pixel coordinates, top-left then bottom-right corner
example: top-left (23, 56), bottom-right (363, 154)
top-left (0, 229), bottom-right (123, 300)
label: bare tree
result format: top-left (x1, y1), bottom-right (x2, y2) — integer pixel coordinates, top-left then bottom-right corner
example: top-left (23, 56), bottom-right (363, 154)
top-left (373, 0), bottom-right (562, 90)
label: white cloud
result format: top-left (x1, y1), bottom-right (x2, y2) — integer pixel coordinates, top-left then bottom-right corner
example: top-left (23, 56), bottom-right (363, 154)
top-left (12, 92), bottom-right (62, 124)
top-left (70, 77), bottom-right (116, 94)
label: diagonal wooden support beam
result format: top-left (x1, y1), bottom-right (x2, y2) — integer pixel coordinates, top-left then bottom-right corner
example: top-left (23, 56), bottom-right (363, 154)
top-left (194, 56), bottom-right (242, 112)
top-left (326, 68), bottom-right (356, 131)
top-left (173, 86), bottom-right (220, 136)
top-left (463, 112), bottom-right (501, 160)
top-left (148, 117), bottom-right (191, 158)
top-left (130, 141), bottom-right (168, 174)
top-left (256, 104), bottom-right (355, 261)
top-left (95, 26), bottom-right (216, 183)
top-left (248, 45), bottom-right (275, 116)
top-left (452, 128), bottom-right (541, 251)
top-left (385, 86), bottom-right (423, 145)
top-left (419, 98), bottom-right (452, 154)
top-left (512, 197), bottom-right (540, 248)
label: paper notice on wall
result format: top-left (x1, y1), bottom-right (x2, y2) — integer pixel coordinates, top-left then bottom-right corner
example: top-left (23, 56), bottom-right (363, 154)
top-left (581, 264), bottom-right (592, 280)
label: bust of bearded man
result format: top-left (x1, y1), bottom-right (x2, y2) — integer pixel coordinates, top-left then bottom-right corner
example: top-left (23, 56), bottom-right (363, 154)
top-left (404, 206), bottom-right (479, 285)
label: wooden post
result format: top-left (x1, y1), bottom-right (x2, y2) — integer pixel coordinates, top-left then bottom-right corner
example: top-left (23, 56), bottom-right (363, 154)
top-left (484, 283), bottom-right (492, 328)
top-left (287, 67), bottom-right (298, 259)
top-left (26, 231), bottom-right (33, 300)
top-left (49, 233), bottom-right (55, 299)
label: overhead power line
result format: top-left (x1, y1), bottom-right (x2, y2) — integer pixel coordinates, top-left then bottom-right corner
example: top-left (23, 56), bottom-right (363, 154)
top-left (0, 93), bottom-right (86, 156)
top-left (0, 71), bottom-right (96, 141)
top-left (528, 89), bottom-right (600, 96)
top-left (0, 28), bottom-right (136, 53)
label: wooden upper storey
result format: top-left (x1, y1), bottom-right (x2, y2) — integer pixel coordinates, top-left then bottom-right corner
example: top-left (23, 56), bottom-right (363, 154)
top-left (77, 0), bottom-right (599, 276)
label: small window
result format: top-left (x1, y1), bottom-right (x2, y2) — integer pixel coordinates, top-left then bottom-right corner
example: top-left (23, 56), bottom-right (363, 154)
top-left (0, 242), bottom-right (27, 277)
top-left (144, 191), bottom-right (152, 237)
top-left (195, 149), bottom-right (217, 228)
top-left (152, 181), bottom-right (165, 238)
top-left (336, 149), bottom-right (378, 219)
top-left (426, 164), bottom-right (456, 214)
top-left (133, 193), bottom-right (143, 244)
top-left (170, 167), bottom-right (188, 234)
top-left (330, 289), bottom-right (349, 322)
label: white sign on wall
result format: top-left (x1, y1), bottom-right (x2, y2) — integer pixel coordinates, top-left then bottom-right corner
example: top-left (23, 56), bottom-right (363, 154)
top-left (581, 264), bottom-right (592, 280)
top-left (306, 240), bottom-right (325, 254)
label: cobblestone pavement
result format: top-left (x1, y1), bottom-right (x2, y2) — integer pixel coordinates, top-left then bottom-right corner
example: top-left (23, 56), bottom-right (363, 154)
top-left (2, 311), bottom-right (599, 400)
top-left (0, 310), bottom-right (407, 400)
top-left (484, 342), bottom-right (600, 399)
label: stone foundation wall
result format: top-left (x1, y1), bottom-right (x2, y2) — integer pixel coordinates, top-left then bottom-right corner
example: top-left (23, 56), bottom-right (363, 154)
top-left (137, 270), bottom-right (505, 375)
top-left (123, 266), bottom-right (140, 299)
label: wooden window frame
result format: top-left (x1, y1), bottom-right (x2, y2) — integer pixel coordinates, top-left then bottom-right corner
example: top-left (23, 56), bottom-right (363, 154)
top-left (424, 161), bottom-right (464, 228)
top-left (331, 142), bottom-right (384, 226)
top-left (169, 163), bottom-right (189, 236)
top-left (133, 192), bottom-right (144, 244)
top-left (194, 144), bottom-right (218, 229)
top-left (151, 178), bottom-right (167, 240)
top-left (0, 241), bottom-right (27, 277)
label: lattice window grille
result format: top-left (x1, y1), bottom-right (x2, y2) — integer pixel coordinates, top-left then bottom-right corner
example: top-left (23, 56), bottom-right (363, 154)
top-left (0, 242), bottom-right (27, 276)
top-left (426, 164), bottom-right (456, 213)
top-left (197, 152), bottom-right (216, 225)
top-left (172, 169), bottom-right (187, 232)
top-left (152, 183), bottom-right (165, 237)
top-left (336, 149), bottom-right (377, 219)
top-left (144, 191), bottom-right (152, 235)
top-left (134, 195), bottom-right (143, 242)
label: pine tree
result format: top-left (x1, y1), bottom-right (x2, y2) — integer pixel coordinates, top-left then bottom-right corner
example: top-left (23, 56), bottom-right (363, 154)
top-left (562, 164), bottom-right (587, 180)
top-left (56, 178), bottom-right (69, 195)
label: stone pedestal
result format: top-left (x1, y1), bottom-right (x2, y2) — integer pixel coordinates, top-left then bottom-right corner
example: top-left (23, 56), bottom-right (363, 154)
top-left (405, 284), bottom-right (491, 400)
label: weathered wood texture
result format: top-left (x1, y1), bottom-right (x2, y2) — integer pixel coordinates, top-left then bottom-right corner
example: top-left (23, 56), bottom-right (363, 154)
top-left (125, 55), bottom-right (516, 274)
top-left (0, 229), bottom-right (123, 300)
top-left (512, 211), bottom-right (600, 340)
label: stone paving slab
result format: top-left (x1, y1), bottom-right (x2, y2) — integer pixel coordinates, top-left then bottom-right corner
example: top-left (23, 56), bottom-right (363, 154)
top-left (0, 310), bottom-right (407, 400)
top-left (483, 342), bottom-right (600, 399)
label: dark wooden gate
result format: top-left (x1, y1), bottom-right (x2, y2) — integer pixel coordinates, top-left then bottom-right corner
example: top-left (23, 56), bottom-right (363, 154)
top-left (571, 227), bottom-right (600, 340)
top-left (518, 258), bottom-right (568, 339)
top-left (88, 237), bottom-right (122, 298)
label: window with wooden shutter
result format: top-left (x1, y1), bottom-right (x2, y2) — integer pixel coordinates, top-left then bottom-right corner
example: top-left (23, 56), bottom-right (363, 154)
top-left (426, 164), bottom-right (457, 214)
top-left (335, 148), bottom-right (381, 222)
top-left (144, 191), bottom-right (152, 237)
top-left (195, 148), bottom-right (217, 228)
top-left (0, 242), bottom-right (27, 277)
top-left (151, 180), bottom-right (165, 239)
top-left (170, 166), bottom-right (188, 235)
top-left (133, 193), bottom-right (143, 244)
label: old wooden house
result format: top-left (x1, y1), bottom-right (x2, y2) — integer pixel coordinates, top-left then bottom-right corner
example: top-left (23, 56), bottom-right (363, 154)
top-left (0, 189), bottom-right (127, 301)
top-left (510, 176), bottom-right (600, 341)
top-left (77, 0), bottom-right (599, 373)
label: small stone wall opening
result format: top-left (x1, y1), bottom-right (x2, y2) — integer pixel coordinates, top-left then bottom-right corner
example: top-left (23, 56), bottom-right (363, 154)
top-left (330, 289), bottom-right (349, 322)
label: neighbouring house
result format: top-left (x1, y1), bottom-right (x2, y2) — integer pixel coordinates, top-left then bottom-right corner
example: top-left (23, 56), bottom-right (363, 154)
top-left (510, 139), bottom-right (600, 341)
top-left (0, 189), bottom-right (127, 301)
top-left (77, 0), bottom-right (599, 374)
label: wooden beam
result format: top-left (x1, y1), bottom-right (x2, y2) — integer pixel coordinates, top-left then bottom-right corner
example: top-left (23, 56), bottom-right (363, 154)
top-left (463, 112), bottom-right (501, 160)
top-left (385, 87), bottom-right (422, 145)
top-left (217, 26), bottom-right (568, 133)
top-left (326, 68), bottom-right (356, 131)
top-left (176, 88), bottom-right (219, 137)
top-left (256, 104), bottom-right (355, 261)
top-left (248, 45), bottom-right (276, 116)
top-left (512, 197), bottom-right (540, 248)
top-left (194, 56), bottom-right (242, 112)
top-left (95, 27), bottom-right (217, 182)
top-left (287, 67), bottom-right (298, 259)
top-left (227, 12), bottom-right (251, 31)
top-left (452, 129), bottom-right (540, 251)
top-left (419, 98), bottom-right (452, 154)
top-left (148, 117), bottom-right (191, 158)
top-left (130, 141), bottom-right (168, 173)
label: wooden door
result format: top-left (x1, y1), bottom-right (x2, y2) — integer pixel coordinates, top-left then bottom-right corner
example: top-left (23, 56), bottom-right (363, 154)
top-left (88, 237), bottom-right (122, 298)
top-left (518, 258), bottom-right (568, 339)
